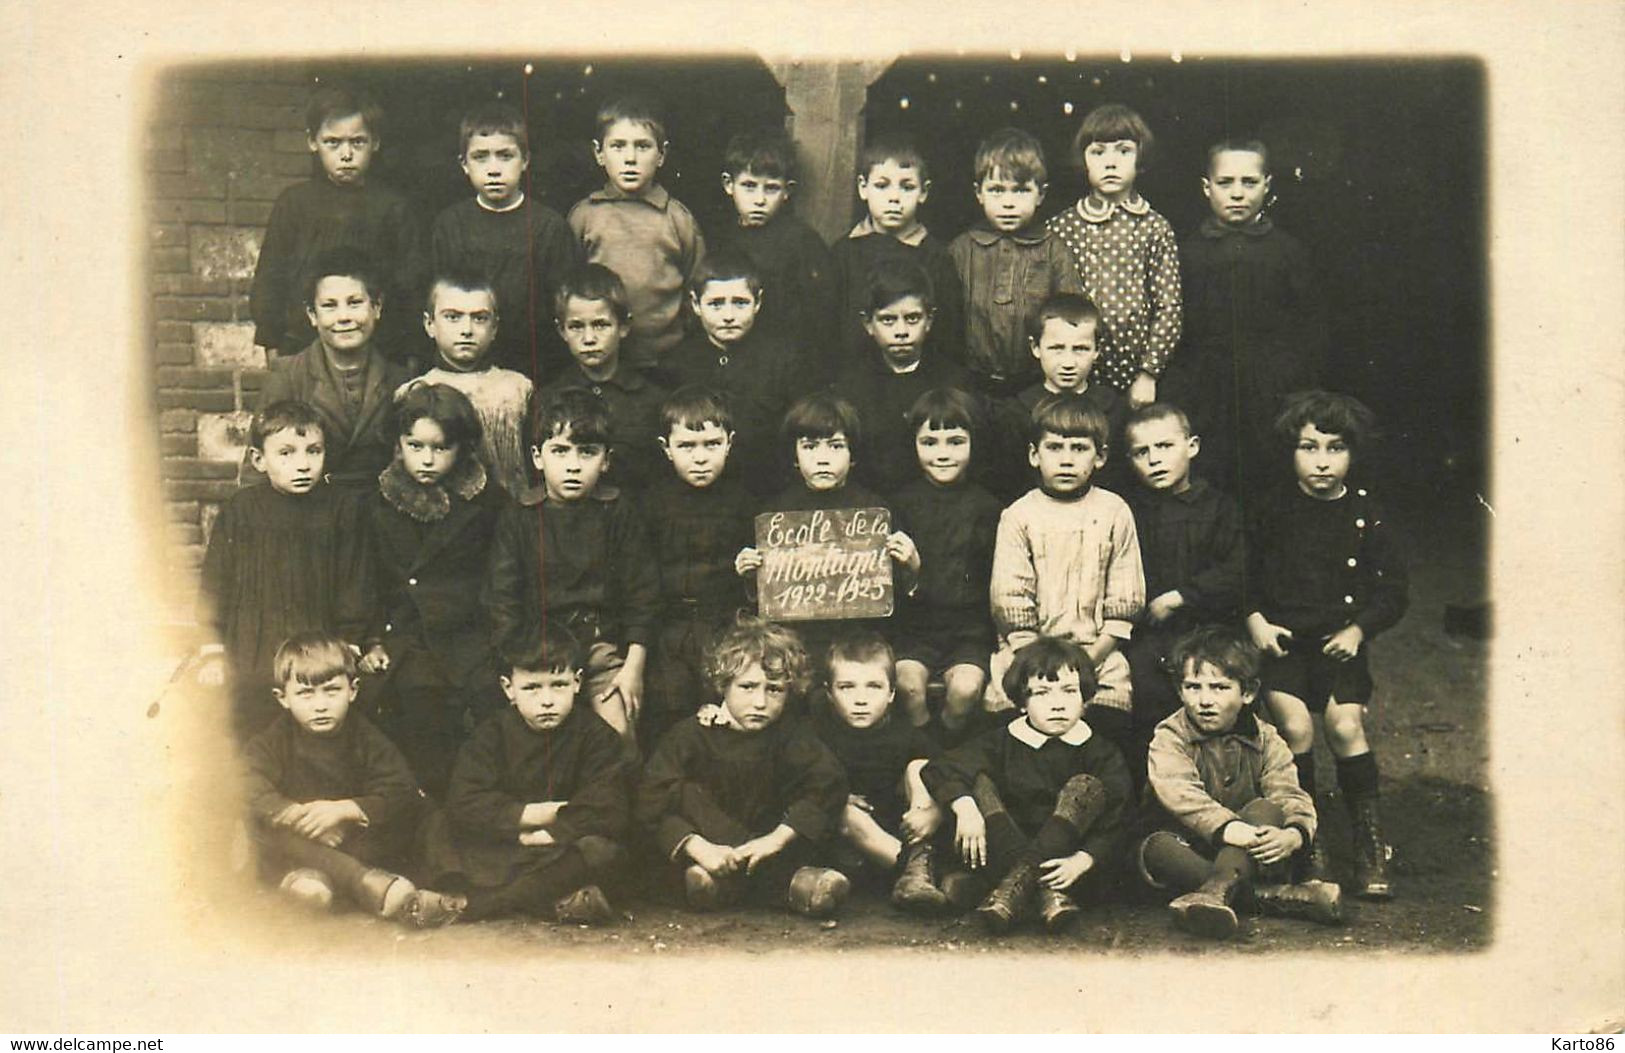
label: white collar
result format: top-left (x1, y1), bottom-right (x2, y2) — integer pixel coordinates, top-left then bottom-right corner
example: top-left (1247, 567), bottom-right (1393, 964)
top-left (477, 193), bottom-right (526, 214)
top-left (1008, 715), bottom-right (1092, 749)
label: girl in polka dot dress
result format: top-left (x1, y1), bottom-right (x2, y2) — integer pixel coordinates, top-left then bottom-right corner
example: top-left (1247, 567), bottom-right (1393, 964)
top-left (1046, 104), bottom-right (1182, 410)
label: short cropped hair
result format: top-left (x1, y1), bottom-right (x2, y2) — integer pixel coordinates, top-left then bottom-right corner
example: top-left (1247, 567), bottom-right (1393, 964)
top-left (459, 100), bottom-right (529, 159)
top-left (1273, 390), bottom-right (1377, 453)
top-left (1072, 102), bottom-right (1155, 172)
top-left (531, 387), bottom-right (612, 448)
top-left (250, 400), bottom-right (324, 451)
top-left (706, 615), bottom-right (812, 699)
top-left (1125, 401), bottom-right (1193, 440)
top-left (825, 630), bottom-right (896, 683)
top-left (861, 258), bottom-right (935, 315)
top-left (782, 392), bottom-right (862, 450)
top-left (1206, 137), bottom-right (1271, 176)
top-left (595, 95), bottom-right (666, 143)
top-left (391, 381), bottom-right (484, 453)
top-left (905, 386), bottom-right (981, 438)
top-left (1030, 392), bottom-right (1111, 449)
top-left (974, 127), bottom-right (1048, 186)
top-left (689, 250), bottom-right (764, 299)
top-left (723, 127), bottom-right (798, 182)
top-left (424, 259), bottom-right (500, 316)
top-left (273, 631), bottom-right (357, 687)
top-left (1027, 291), bottom-right (1103, 343)
top-left (1167, 625), bottom-right (1262, 695)
top-left (554, 263), bottom-right (632, 325)
top-left (661, 385), bottom-right (735, 436)
top-left (859, 132), bottom-right (929, 183)
top-left (1001, 636), bottom-right (1098, 708)
top-left (301, 246), bottom-right (385, 308)
top-left (503, 620), bottom-right (585, 676)
top-left (305, 84), bottom-right (383, 139)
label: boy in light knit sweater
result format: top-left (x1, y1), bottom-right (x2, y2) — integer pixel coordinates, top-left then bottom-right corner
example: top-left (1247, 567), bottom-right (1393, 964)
top-left (988, 393), bottom-right (1145, 755)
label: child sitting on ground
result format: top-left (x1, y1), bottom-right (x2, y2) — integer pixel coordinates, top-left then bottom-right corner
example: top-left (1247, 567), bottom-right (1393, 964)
top-left (241, 632), bottom-right (451, 928)
top-left (1244, 390), bottom-right (1408, 899)
top-left (1120, 403), bottom-right (1245, 792)
top-left (430, 101), bottom-right (580, 381)
top-left (640, 386), bottom-right (757, 748)
top-left (359, 382), bottom-right (507, 798)
top-left (989, 394), bottom-right (1145, 756)
top-left (484, 387), bottom-right (658, 742)
top-left (257, 247), bottom-right (413, 491)
top-left (568, 96), bottom-right (705, 371)
top-left (1139, 626), bottom-right (1341, 938)
top-left (889, 388), bottom-right (1002, 742)
top-left (1046, 103), bottom-right (1181, 409)
top-left (198, 400), bottom-right (370, 737)
top-left (541, 264), bottom-right (668, 491)
top-left (948, 127), bottom-right (1084, 398)
top-left (403, 264), bottom-right (536, 498)
top-left (707, 127), bottom-right (835, 373)
top-left (922, 637), bottom-right (1133, 933)
top-left (417, 622), bottom-right (632, 926)
top-left (636, 617), bottom-right (852, 918)
top-left (809, 632), bottom-right (947, 913)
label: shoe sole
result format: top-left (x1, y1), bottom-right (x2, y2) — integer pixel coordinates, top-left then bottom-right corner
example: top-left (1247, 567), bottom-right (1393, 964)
top-left (1172, 900), bottom-right (1239, 939)
top-left (974, 904), bottom-right (1015, 933)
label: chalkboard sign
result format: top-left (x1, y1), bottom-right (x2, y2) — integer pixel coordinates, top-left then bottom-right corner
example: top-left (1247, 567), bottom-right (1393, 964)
top-left (755, 507), bottom-right (894, 621)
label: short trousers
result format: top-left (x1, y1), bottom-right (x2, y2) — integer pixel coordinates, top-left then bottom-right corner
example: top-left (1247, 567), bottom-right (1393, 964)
top-left (1261, 646), bottom-right (1374, 712)
top-left (892, 618), bottom-right (995, 675)
top-left (985, 644), bottom-right (1133, 712)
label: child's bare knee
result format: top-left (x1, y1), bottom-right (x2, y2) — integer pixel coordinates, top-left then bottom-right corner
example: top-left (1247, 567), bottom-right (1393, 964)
top-left (1323, 701), bottom-right (1366, 747)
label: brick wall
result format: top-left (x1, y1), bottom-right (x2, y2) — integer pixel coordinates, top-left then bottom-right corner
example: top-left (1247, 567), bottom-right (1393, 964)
top-left (147, 66), bottom-right (313, 618)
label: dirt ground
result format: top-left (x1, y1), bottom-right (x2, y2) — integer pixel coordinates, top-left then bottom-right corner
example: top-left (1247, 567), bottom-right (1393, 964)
top-left (163, 487), bottom-right (1492, 959)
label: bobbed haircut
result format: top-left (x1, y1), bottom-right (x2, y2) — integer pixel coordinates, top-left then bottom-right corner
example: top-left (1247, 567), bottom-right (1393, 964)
top-left (391, 380), bottom-right (484, 452)
top-left (251, 399), bottom-right (325, 451)
top-left (905, 386), bottom-right (981, 438)
top-left (858, 132), bottom-right (929, 183)
top-left (1125, 401), bottom-right (1193, 441)
top-left (503, 620), bottom-right (585, 676)
top-left (974, 126), bottom-right (1048, 186)
top-left (706, 615), bottom-right (812, 699)
top-left (305, 84), bottom-right (384, 139)
top-left (594, 95), bottom-right (667, 143)
top-left (530, 386), bottom-right (612, 448)
top-left (689, 250), bottom-right (765, 299)
top-left (782, 391), bottom-right (862, 450)
top-left (861, 257), bottom-right (935, 315)
top-left (661, 385), bottom-right (736, 436)
top-left (459, 100), bottom-right (529, 158)
top-left (424, 259), bottom-right (500, 316)
top-left (301, 245), bottom-right (385, 308)
top-left (273, 630), bottom-right (357, 687)
top-left (554, 263), bottom-right (632, 325)
top-left (1030, 392), bottom-right (1111, 449)
top-left (1027, 291), bottom-right (1103, 343)
top-left (1206, 137), bottom-right (1271, 176)
top-left (1072, 102), bottom-right (1155, 172)
top-left (825, 630), bottom-right (896, 683)
top-left (723, 126), bottom-right (798, 182)
top-left (1273, 389), bottom-right (1377, 453)
top-left (1167, 625), bottom-right (1263, 695)
top-left (1002, 636), bottom-right (1098, 708)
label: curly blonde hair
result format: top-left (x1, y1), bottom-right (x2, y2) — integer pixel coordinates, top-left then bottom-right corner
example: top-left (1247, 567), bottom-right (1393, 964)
top-left (705, 615), bottom-right (812, 699)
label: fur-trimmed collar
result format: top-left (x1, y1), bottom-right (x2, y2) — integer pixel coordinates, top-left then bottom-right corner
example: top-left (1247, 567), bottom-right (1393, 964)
top-left (378, 457), bottom-right (487, 522)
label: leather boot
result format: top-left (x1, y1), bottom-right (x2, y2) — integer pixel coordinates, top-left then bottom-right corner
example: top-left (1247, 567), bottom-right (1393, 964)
top-left (357, 868), bottom-right (416, 919)
top-left (1349, 798), bottom-right (1394, 900)
top-left (1293, 837), bottom-right (1333, 884)
top-left (938, 868), bottom-right (981, 913)
top-left (1253, 879), bottom-right (1344, 926)
top-left (277, 868), bottom-right (335, 912)
top-left (554, 884), bottom-right (616, 926)
top-left (786, 866), bottom-right (851, 918)
top-left (974, 859), bottom-right (1037, 933)
top-left (407, 889), bottom-right (467, 928)
top-left (1037, 887), bottom-right (1082, 933)
top-left (683, 864), bottom-right (740, 911)
top-left (1168, 872), bottom-right (1242, 939)
top-left (891, 842), bottom-right (950, 915)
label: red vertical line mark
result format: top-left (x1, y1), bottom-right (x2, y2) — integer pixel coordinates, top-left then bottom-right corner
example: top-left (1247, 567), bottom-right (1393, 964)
top-left (521, 65), bottom-right (549, 642)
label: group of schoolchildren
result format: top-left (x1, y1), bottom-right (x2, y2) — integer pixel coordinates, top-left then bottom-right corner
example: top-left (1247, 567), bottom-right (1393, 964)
top-left (196, 82), bottom-right (1410, 943)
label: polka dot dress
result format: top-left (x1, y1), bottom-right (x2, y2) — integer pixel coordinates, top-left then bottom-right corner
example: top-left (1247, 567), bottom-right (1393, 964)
top-left (1047, 195), bottom-right (1183, 393)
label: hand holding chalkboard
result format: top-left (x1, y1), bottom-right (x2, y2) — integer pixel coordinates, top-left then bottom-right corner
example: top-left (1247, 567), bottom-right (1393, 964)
top-left (754, 507), bottom-right (895, 621)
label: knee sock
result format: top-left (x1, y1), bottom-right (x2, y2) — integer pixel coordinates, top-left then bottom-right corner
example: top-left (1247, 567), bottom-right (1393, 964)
top-left (1294, 752), bottom-right (1317, 800)
top-left (1336, 752), bottom-right (1380, 805)
top-left (1139, 833), bottom-right (1211, 895)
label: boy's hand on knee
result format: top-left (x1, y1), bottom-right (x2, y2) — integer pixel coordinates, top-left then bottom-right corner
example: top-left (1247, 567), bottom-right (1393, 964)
top-left (952, 797), bottom-right (987, 869)
top-left (599, 666), bottom-right (644, 723)
top-left (1247, 826), bottom-right (1304, 865)
top-left (291, 800), bottom-right (363, 841)
top-left (1039, 850), bottom-right (1094, 889)
top-left (357, 644), bottom-right (390, 675)
top-left (734, 547), bottom-right (763, 576)
top-left (1246, 613), bottom-right (1293, 657)
top-left (270, 802), bottom-right (307, 828)
top-left (1221, 821), bottom-right (1264, 848)
top-left (734, 825), bottom-right (795, 874)
top-left (901, 801), bottom-right (942, 845)
top-left (685, 836), bottom-right (735, 875)
top-left (1321, 624), bottom-right (1364, 661)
